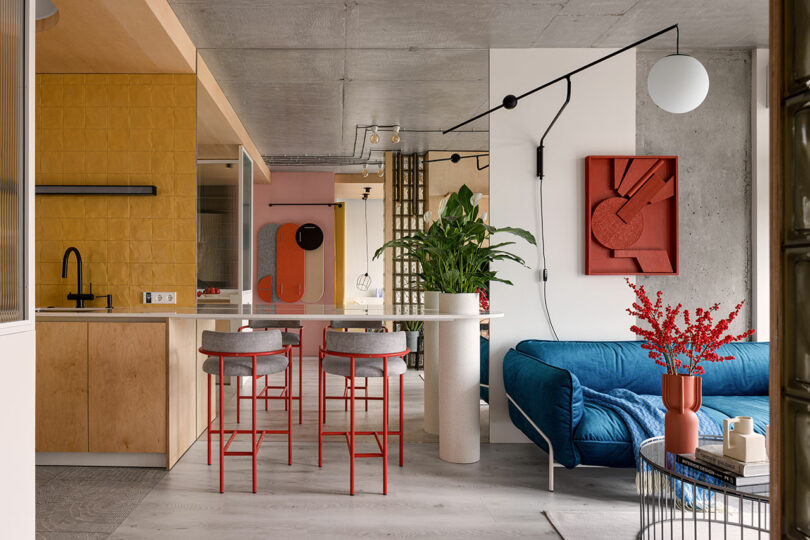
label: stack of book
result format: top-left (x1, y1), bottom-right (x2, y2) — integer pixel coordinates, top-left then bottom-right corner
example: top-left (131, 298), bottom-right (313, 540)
top-left (676, 444), bottom-right (769, 493)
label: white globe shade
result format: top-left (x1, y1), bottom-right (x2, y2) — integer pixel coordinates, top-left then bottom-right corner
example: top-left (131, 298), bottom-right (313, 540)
top-left (647, 54), bottom-right (709, 114)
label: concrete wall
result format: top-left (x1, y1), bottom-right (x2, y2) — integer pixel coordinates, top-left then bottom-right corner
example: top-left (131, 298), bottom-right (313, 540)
top-left (489, 49), bottom-right (637, 442)
top-left (636, 50), bottom-right (753, 335)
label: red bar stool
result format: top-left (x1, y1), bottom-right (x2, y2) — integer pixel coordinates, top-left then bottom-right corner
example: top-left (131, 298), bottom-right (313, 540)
top-left (200, 330), bottom-right (292, 493)
top-left (237, 320), bottom-right (304, 424)
top-left (321, 320), bottom-right (387, 418)
top-left (318, 330), bottom-right (407, 495)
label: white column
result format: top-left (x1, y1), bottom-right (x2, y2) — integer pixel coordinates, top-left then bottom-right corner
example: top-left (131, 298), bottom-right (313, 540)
top-left (438, 292), bottom-right (480, 463)
top-left (751, 48), bottom-right (770, 341)
top-left (423, 291), bottom-right (440, 434)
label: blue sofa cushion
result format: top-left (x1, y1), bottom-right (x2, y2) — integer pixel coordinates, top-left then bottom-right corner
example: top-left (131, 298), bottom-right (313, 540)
top-left (503, 348), bottom-right (583, 468)
top-left (702, 395), bottom-right (769, 435)
top-left (570, 395), bottom-right (770, 468)
top-left (515, 340), bottom-right (769, 396)
top-left (573, 403), bottom-right (635, 467)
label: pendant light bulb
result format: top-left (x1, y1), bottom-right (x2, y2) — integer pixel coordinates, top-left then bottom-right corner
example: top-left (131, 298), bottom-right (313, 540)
top-left (369, 126), bottom-right (380, 144)
top-left (362, 165), bottom-right (369, 177)
top-left (377, 165), bottom-right (385, 177)
top-left (391, 126), bottom-right (401, 144)
top-left (647, 54), bottom-right (709, 114)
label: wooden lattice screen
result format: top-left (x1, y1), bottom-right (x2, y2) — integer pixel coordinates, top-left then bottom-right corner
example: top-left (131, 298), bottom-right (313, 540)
top-left (391, 152), bottom-right (427, 310)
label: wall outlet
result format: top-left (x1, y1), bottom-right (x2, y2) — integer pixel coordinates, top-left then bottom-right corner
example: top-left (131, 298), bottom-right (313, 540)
top-left (143, 291), bottom-right (177, 304)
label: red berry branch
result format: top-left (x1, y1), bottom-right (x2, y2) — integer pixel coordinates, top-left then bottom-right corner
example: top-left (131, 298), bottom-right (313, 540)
top-left (626, 279), bottom-right (755, 376)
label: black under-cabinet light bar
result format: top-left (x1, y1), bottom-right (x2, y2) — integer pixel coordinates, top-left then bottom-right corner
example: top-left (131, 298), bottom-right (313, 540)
top-left (35, 185), bottom-right (157, 196)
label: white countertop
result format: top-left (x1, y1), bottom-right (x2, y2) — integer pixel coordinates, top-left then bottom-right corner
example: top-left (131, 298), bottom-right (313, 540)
top-left (35, 304), bottom-right (501, 321)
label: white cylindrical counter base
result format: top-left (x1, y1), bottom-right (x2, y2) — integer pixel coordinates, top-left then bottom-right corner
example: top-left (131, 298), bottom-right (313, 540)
top-left (438, 292), bottom-right (480, 464)
top-left (423, 291), bottom-right (440, 435)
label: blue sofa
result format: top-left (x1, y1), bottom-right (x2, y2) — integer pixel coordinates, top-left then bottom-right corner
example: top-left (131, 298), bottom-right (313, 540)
top-left (503, 340), bottom-right (769, 490)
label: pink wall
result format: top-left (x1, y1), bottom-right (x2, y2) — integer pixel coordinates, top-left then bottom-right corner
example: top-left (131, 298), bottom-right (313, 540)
top-left (253, 172), bottom-right (336, 355)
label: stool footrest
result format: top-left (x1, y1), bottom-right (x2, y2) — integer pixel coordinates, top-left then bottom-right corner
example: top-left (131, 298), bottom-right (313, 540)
top-left (324, 395), bottom-right (380, 401)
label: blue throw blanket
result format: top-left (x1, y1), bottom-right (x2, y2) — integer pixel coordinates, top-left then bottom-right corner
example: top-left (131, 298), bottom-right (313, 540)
top-left (581, 386), bottom-right (723, 465)
top-left (582, 387), bottom-right (724, 509)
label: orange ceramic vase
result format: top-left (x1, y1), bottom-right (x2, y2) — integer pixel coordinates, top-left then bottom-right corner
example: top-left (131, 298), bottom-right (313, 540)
top-left (661, 374), bottom-right (702, 454)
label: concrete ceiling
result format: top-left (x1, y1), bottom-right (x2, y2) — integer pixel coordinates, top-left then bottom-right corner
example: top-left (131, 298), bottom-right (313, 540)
top-left (167, 0), bottom-right (767, 171)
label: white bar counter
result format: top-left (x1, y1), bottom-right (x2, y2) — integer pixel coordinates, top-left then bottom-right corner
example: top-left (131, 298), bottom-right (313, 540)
top-left (36, 304), bottom-right (499, 322)
top-left (37, 304), bottom-right (500, 464)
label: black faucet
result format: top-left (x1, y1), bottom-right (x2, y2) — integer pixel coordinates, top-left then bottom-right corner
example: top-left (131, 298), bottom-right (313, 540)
top-left (62, 247), bottom-right (95, 308)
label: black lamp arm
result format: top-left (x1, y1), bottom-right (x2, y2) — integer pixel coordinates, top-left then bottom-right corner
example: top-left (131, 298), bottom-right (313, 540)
top-left (443, 23), bottom-right (679, 134)
top-left (537, 76), bottom-right (572, 180)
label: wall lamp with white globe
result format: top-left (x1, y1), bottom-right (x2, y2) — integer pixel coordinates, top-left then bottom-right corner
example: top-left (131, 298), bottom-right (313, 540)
top-left (442, 24), bottom-right (707, 177)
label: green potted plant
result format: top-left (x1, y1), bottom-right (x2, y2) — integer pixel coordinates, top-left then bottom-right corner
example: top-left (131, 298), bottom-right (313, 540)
top-left (400, 320), bottom-right (424, 367)
top-left (374, 183), bottom-right (536, 298)
top-left (374, 184), bottom-right (536, 436)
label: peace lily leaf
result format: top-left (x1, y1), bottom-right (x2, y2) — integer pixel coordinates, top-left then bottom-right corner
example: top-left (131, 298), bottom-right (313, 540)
top-left (374, 184), bottom-right (537, 293)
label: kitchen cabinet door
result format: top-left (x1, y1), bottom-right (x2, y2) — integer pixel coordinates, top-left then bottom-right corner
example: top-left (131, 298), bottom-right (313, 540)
top-left (88, 322), bottom-right (166, 453)
top-left (36, 322), bottom-right (88, 452)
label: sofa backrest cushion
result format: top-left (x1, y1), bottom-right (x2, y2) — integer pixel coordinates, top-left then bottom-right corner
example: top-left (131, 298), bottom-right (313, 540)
top-left (514, 340), bottom-right (768, 396)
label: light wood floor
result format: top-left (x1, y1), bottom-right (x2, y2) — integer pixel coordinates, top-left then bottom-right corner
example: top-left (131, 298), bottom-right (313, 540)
top-left (38, 357), bottom-right (639, 539)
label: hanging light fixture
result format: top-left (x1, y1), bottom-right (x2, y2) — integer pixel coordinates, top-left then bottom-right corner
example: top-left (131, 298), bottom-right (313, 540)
top-left (443, 24), bottom-right (708, 135)
top-left (376, 164), bottom-right (385, 177)
top-left (361, 165), bottom-right (369, 177)
top-left (391, 125), bottom-right (401, 144)
top-left (356, 188), bottom-right (373, 292)
top-left (369, 125), bottom-right (380, 144)
top-left (647, 54), bottom-right (709, 114)
top-left (36, 0), bottom-right (60, 32)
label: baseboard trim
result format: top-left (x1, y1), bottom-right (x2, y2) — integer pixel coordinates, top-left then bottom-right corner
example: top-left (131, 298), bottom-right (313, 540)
top-left (36, 452), bottom-right (166, 468)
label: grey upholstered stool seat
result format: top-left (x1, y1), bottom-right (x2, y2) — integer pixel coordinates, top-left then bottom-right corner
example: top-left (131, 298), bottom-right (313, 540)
top-left (319, 329), bottom-right (407, 495)
top-left (202, 354), bottom-right (288, 377)
top-left (200, 328), bottom-right (292, 493)
top-left (201, 330), bottom-right (288, 377)
top-left (323, 355), bottom-right (406, 377)
top-left (322, 331), bottom-right (407, 378)
top-left (249, 319), bottom-right (302, 346)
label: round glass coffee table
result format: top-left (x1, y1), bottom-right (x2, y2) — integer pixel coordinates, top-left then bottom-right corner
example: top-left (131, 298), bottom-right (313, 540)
top-left (638, 436), bottom-right (770, 539)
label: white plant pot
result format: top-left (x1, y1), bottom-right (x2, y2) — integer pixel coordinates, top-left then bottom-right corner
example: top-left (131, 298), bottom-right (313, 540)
top-left (423, 291), bottom-right (440, 435)
top-left (405, 331), bottom-right (420, 356)
top-left (438, 291), bottom-right (480, 464)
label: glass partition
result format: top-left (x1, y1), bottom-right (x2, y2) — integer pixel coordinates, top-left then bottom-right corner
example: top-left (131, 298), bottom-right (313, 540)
top-left (197, 161), bottom-right (239, 291)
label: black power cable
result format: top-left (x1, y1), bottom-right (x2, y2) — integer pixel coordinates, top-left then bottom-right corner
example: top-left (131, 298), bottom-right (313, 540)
top-left (534, 77), bottom-right (572, 342)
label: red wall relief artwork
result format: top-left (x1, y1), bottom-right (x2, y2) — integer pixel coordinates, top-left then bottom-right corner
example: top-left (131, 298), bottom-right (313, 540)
top-left (585, 155), bottom-right (678, 275)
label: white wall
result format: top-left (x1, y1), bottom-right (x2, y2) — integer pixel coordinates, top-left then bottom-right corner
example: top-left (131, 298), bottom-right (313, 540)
top-left (489, 49), bottom-right (637, 443)
top-left (342, 198), bottom-right (384, 300)
top-left (0, 1), bottom-right (36, 536)
top-left (752, 49), bottom-right (770, 341)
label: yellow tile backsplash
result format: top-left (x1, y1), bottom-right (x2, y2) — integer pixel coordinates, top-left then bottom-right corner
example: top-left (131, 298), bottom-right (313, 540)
top-left (35, 73), bottom-right (197, 308)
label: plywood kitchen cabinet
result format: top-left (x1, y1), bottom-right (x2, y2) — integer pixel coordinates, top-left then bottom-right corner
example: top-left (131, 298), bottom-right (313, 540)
top-left (36, 322), bottom-right (89, 452)
top-left (88, 322), bottom-right (167, 454)
top-left (35, 318), bottom-right (211, 468)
